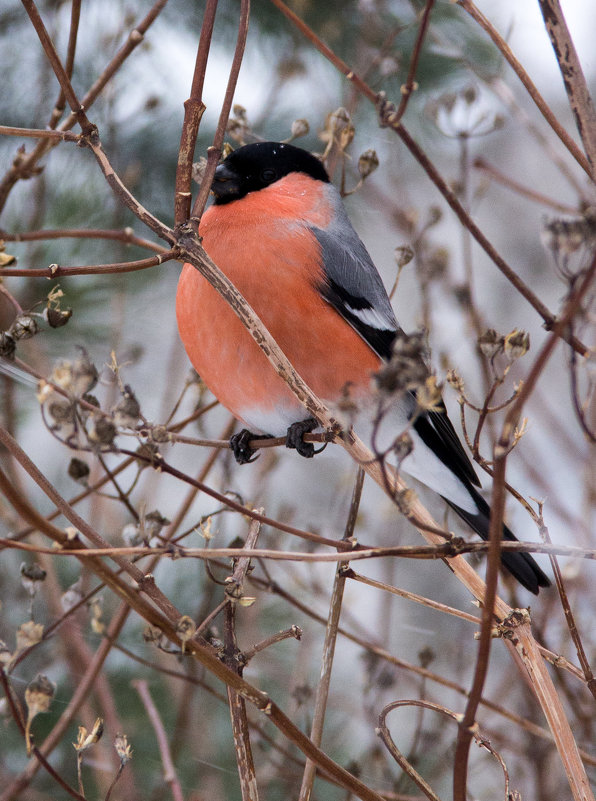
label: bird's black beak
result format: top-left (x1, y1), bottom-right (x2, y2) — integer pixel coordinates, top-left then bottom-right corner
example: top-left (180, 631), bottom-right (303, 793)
top-left (211, 162), bottom-right (241, 202)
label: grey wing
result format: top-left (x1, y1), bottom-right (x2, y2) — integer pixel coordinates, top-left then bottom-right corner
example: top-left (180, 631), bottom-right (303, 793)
top-left (310, 191), bottom-right (398, 360)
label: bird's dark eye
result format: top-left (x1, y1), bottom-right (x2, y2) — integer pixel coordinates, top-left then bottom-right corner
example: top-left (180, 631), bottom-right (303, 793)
top-left (260, 168), bottom-right (277, 183)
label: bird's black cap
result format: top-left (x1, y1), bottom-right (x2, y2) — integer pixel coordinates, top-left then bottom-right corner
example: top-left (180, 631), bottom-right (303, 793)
top-left (211, 141), bottom-right (330, 204)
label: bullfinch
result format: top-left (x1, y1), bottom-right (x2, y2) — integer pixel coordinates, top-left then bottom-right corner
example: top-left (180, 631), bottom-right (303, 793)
top-left (176, 141), bottom-right (550, 594)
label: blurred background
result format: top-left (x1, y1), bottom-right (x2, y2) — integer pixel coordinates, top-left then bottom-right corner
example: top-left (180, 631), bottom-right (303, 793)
top-left (1, 1), bottom-right (594, 799)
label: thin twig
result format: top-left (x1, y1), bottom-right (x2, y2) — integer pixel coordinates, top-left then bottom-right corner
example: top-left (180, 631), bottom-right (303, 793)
top-left (174, 0), bottom-right (218, 225)
top-left (299, 469), bottom-right (364, 801)
top-left (0, 249), bottom-right (176, 278)
top-left (190, 0), bottom-right (251, 223)
top-left (537, 0), bottom-right (596, 178)
top-left (133, 680), bottom-right (184, 801)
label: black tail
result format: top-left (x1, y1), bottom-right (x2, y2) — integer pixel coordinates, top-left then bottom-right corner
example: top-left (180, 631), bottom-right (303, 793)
top-left (443, 484), bottom-right (551, 595)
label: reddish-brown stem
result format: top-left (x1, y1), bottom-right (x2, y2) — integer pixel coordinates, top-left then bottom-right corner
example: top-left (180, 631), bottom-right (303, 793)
top-left (21, 0), bottom-right (93, 133)
top-left (0, 249), bottom-right (177, 278)
top-left (1, 226), bottom-right (167, 253)
top-left (190, 0), bottom-right (251, 223)
top-left (174, 0), bottom-right (218, 225)
top-left (538, 0), bottom-right (596, 178)
top-left (132, 680), bottom-right (184, 801)
top-left (391, 0), bottom-right (435, 124)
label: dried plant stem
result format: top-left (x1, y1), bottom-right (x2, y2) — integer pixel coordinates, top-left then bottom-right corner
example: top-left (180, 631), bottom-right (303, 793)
top-left (190, 0), bottom-right (251, 222)
top-left (299, 468), bottom-right (364, 801)
top-left (0, 249), bottom-right (176, 278)
top-left (133, 680), bottom-right (184, 801)
top-left (173, 0), bottom-right (217, 224)
top-left (224, 514), bottom-right (263, 801)
top-left (538, 0), bottom-right (596, 178)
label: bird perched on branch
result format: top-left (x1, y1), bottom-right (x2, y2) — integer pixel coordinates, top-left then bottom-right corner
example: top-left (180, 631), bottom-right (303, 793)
top-left (176, 141), bottom-right (550, 594)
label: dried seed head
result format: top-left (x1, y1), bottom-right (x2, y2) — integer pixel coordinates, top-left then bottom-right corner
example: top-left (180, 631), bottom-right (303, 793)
top-left (61, 578), bottom-right (83, 612)
top-left (50, 361), bottom-right (74, 391)
top-left (417, 376), bottom-right (443, 413)
top-left (112, 385), bottom-right (141, 428)
top-left (114, 733), bottom-right (133, 765)
top-left (11, 315), bottom-right (39, 341)
top-left (144, 510), bottom-right (170, 542)
top-left (374, 332), bottom-right (429, 396)
top-left (504, 329), bottom-right (530, 361)
top-left (424, 247), bottom-right (449, 281)
top-left (74, 718), bottom-right (104, 752)
top-left (394, 245), bottom-right (414, 269)
top-left (122, 523), bottom-right (142, 547)
top-left (25, 673), bottom-right (56, 752)
top-left (87, 415), bottom-right (117, 448)
top-left (176, 615), bottom-right (196, 652)
top-left (20, 563), bottom-right (47, 596)
top-left (0, 332), bottom-right (16, 360)
top-left (446, 369), bottom-right (465, 394)
top-left (16, 620), bottom-right (44, 652)
top-left (392, 431), bottom-right (413, 462)
top-left (44, 307), bottom-right (72, 328)
top-left (357, 149), bottom-right (379, 179)
top-left (478, 329), bottom-right (504, 360)
top-left (68, 458), bottom-right (90, 485)
top-left (290, 118), bottom-right (309, 139)
top-left (72, 348), bottom-right (98, 396)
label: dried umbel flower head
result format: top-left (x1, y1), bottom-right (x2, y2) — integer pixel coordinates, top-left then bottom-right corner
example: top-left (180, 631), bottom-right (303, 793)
top-left (541, 211), bottom-right (596, 279)
top-left (25, 673), bottom-right (56, 755)
top-left (429, 84), bottom-right (505, 139)
top-left (373, 331), bottom-right (429, 397)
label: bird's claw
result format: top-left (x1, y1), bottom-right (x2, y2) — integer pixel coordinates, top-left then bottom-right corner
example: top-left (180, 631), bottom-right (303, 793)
top-left (230, 429), bottom-right (261, 464)
top-left (285, 418), bottom-right (320, 458)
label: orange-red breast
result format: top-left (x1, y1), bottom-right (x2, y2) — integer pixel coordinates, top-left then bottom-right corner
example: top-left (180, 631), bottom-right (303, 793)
top-left (176, 141), bottom-right (550, 594)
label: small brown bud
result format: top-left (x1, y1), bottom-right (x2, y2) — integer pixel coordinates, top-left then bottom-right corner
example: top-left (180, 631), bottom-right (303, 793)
top-left (392, 431), bottom-right (413, 462)
top-left (68, 458), bottom-right (90, 485)
top-left (446, 369), bottom-right (465, 394)
top-left (394, 245), bottom-right (414, 269)
top-left (478, 329), bottom-right (504, 360)
top-left (290, 119), bottom-right (309, 139)
top-left (357, 149), bottom-right (379, 179)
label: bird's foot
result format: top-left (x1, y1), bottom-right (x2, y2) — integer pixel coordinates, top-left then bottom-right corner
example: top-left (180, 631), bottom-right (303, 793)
top-left (230, 429), bottom-right (270, 464)
top-left (285, 418), bottom-right (322, 458)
